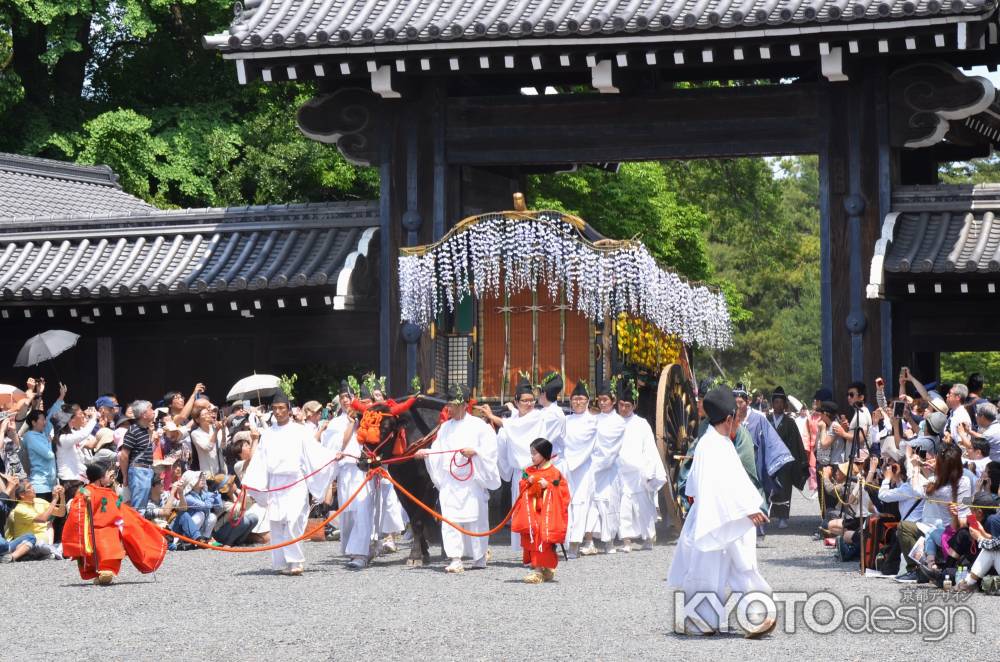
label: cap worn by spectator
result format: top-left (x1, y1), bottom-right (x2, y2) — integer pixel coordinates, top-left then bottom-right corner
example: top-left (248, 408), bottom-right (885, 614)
top-left (302, 401), bottom-right (322, 416)
top-left (972, 492), bottom-right (1000, 509)
top-left (95, 396), bottom-right (117, 409)
top-left (818, 401), bottom-right (840, 417)
top-left (925, 411), bottom-right (947, 435)
top-left (922, 390), bottom-right (948, 415)
top-left (907, 436), bottom-right (937, 455)
top-left (814, 388), bottom-right (834, 402)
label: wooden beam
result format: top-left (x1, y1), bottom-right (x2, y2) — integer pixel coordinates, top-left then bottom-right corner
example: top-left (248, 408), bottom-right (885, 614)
top-left (444, 85), bottom-right (821, 165)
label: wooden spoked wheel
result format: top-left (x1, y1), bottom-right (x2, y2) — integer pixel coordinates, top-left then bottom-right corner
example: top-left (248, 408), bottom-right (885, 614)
top-left (654, 363), bottom-right (698, 531)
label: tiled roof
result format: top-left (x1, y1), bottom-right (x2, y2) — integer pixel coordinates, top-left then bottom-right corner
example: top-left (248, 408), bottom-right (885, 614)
top-left (0, 202), bottom-right (379, 302)
top-left (0, 152), bottom-right (155, 218)
top-left (204, 0), bottom-right (996, 52)
top-left (867, 184), bottom-right (1000, 297)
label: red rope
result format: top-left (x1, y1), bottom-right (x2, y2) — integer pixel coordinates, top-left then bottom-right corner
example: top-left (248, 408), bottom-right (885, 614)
top-left (161, 470), bottom-right (374, 552)
top-left (380, 448), bottom-right (473, 481)
top-left (241, 455), bottom-right (341, 493)
top-left (227, 453), bottom-right (343, 526)
top-left (377, 468), bottom-right (522, 537)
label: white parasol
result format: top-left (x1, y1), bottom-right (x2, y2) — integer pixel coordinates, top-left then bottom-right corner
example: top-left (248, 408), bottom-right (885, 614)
top-left (226, 374), bottom-right (281, 402)
top-left (14, 330), bottom-right (80, 367)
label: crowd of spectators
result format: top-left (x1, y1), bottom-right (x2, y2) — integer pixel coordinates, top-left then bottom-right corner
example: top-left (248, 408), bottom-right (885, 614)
top-left (0, 380), bottom-right (300, 561)
top-left (795, 369), bottom-right (1000, 593)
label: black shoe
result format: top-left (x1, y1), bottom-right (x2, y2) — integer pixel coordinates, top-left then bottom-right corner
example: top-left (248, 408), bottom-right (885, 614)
top-left (895, 570), bottom-right (919, 583)
top-left (915, 566), bottom-right (933, 585)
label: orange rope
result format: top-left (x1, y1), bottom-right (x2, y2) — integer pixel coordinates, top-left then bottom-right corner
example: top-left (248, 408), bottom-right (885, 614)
top-left (378, 468), bottom-right (523, 537)
top-left (156, 471), bottom-right (374, 552)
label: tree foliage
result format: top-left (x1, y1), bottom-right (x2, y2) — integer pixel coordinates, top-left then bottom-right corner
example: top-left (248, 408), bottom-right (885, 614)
top-left (1, 2), bottom-right (377, 207)
top-left (528, 163), bottom-right (712, 281)
top-left (940, 352), bottom-right (1000, 396)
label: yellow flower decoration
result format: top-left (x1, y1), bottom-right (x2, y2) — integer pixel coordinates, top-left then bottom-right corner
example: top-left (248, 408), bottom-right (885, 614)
top-left (614, 314), bottom-right (681, 371)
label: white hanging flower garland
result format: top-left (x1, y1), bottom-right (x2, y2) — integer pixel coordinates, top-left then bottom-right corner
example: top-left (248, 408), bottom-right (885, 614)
top-left (398, 211), bottom-right (733, 350)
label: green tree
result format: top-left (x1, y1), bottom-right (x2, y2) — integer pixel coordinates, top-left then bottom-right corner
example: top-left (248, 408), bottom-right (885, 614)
top-left (1, 2), bottom-right (377, 207)
top-left (528, 162), bottom-right (712, 281)
top-left (941, 353), bottom-right (1000, 396)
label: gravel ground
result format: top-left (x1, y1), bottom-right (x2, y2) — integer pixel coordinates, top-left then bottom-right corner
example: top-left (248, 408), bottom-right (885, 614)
top-left (4, 491), bottom-right (998, 660)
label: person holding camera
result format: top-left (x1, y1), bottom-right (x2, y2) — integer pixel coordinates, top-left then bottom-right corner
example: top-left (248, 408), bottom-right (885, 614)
top-left (191, 406), bottom-right (226, 475)
top-left (895, 440), bottom-right (972, 583)
top-left (181, 470), bottom-right (223, 544)
top-left (5, 479), bottom-right (65, 559)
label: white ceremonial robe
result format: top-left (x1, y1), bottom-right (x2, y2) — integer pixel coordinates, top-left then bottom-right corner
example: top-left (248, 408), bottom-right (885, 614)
top-left (243, 421), bottom-right (338, 570)
top-left (617, 413), bottom-right (667, 541)
top-left (320, 413), bottom-right (352, 452)
top-left (667, 426), bottom-right (772, 632)
top-left (585, 411), bottom-right (626, 541)
top-left (563, 411), bottom-right (598, 544)
top-left (539, 401), bottom-right (567, 467)
top-left (425, 415), bottom-right (501, 561)
top-left (497, 408), bottom-right (545, 551)
top-left (336, 432), bottom-right (408, 558)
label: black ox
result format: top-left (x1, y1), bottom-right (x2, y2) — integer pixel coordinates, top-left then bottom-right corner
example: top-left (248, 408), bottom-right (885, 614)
top-left (355, 398), bottom-right (446, 566)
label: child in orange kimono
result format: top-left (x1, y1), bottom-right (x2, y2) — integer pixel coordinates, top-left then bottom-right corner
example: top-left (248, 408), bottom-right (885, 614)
top-left (512, 438), bottom-right (570, 584)
top-left (62, 461), bottom-right (167, 585)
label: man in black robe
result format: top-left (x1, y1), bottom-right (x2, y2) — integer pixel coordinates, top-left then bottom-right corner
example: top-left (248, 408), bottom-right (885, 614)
top-left (766, 386), bottom-right (808, 528)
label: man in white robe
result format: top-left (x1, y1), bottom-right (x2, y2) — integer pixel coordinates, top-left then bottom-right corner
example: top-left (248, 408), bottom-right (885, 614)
top-left (243, 393), bottom-right (338, 575)
top-left (615, 379), bottom-right (667, 552)
top-left (582, 382), bottom-right (626, 555)
top-left (317, 384), bottom-right (356, 541)
top-left (563, 380), bottom-right (598, 557)
top-left (417, 385), bottom-right (500, 573)
top-left (537, 372), bottom-right (568, 471)
top-left (482, 377), bottom-right (544, 553)
top-left (319, 385), bottom-right (354, 453)
top-left (668, 386), bottom-right (775, 638)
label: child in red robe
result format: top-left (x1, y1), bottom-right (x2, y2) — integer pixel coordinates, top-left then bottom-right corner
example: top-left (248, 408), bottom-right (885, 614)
top-left (62, 460), bottom-right (167, 585)
top-left (512, 438), bottom-right (570, 584)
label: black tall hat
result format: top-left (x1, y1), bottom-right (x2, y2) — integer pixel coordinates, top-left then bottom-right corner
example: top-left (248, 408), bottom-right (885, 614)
top-left (540, 371), bottom-right (563, 401)
top-left (448, 383), bottom-right (471, 404)
top-left (571, 380), bottom-right (589, 398)
top-left (514, 374), bottom-right (535, 398)
top-left (704, 385), bottom-right (737, 425)
top-left (339, 380), bottom-right (353, 396)
top-left (272, 391), bottom-right (291, 406)
top-left (617, 376), bottom-right (637, 405)
top-left (597, 381), bottom-right (614, 397)
top-left (771, 386), bottom-right (787, 402)
top-left (733, 383), bottom-right (749, 399)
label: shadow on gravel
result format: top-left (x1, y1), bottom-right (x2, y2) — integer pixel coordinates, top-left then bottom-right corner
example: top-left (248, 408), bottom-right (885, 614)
top-left (59, 580), bottom-right (154, 587)
top-left (763, 554), bottom-right (843, 570)
top-left (233, 568), bottom-right (290, 577)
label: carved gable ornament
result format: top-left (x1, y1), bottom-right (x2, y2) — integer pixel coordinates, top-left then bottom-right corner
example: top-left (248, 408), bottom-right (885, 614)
top-left (889, 61), bottom-right (997, 149)
top-left (297, 88), bottom-right (380, 166)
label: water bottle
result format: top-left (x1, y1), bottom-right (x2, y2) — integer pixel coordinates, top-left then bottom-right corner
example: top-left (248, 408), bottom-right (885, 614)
top-left (943, 576), bottom-right (953, 591)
